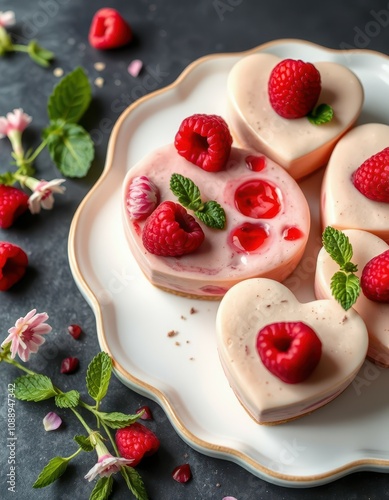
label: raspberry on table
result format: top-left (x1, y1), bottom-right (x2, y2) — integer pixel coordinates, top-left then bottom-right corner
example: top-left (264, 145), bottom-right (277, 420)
top-left (361, 249), bottom-right (389, 303)
top-left (0, 241), bottom-right (28, 291)
top-left (174, 113), bottom-right (233, 172)
top-left (142, 201), bottom-right (205, 256)
top-left (353, 147), bottom-right (389, 203)
top-left (0, 184), bottom-right (29, 229)
top-left (115, 422), bottom-right (160, 466)
top-left (268, 59), bottom-right (321, 119)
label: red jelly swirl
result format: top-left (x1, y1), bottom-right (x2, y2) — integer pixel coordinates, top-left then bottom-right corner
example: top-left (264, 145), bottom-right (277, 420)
top-left (230, 222), bottom-right (269, 253)
top-left (235, 179), bottom-right (281, 219)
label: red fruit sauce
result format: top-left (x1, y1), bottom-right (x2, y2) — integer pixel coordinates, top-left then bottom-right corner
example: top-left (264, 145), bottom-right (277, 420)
top-left (234, 179), bottom-right (281, 219)
top-left (245, 155), bottom-right (266, 172)
top-left (230, 223), bottom-right (269, 252)
top-left (282, 226), bottom-right (303, 241)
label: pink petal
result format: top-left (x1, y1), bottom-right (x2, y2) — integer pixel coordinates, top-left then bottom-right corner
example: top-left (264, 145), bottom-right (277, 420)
top-left (43, 412), bottom-right (62, 431)
top-left (128, 59), bottom-right (143, 77)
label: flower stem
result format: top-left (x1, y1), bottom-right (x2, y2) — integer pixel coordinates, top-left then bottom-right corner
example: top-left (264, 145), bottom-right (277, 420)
top-left (2, 357), bottom-right (36, 376)
top-left (11, 44), bottom-right (29, 53)
top-left (25, 137), bottom-right (49, 164)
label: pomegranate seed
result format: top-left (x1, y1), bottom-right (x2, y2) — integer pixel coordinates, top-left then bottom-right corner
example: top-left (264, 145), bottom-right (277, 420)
top-left (136, 405), bottom-right (153, 420)
top-left (60, 357), bottom-right (79, 374)
top-left (68, 324), bottom-right (82, 339)
top-left (172, 463), bottom-right (192, 483)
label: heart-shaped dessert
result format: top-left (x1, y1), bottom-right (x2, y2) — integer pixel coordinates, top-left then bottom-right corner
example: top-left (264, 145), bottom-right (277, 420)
top-left (321, 123), bottom-right (389, 242)
top-left (122, 144), bottom-right (310, 299)
top-left (315, 229), bottom-right (389, 367)
top-left (227, 53), bottom-right (364, 179)
top-left (216, 278), bottom-right (368, 424)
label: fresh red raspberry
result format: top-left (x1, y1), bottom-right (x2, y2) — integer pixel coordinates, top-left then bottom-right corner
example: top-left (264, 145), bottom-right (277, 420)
top-left (142, 201), bottom-right (204, 256)
top-left (115, 422), bottom-right (160, 466)
top-left (268, 59), bottom-right (321, 119)
top-left (361, 249), bottom-right (389, 303)
top-left (353, 147), bottom-right (389, 202)
top-left (256, 321), bottom-right (322, 384)
top-left (0, 184), bottom-right (29, 229)
top-left (88, 8), bottom-right (133, 50)
top-left (0, 241), bottom-right (28, 291)
top-left (174, 113), bottom-right (233, 172)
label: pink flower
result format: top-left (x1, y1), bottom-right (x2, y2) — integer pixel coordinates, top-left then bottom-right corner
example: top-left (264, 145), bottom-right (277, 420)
top-left (1, 309), bottom-right (52, 362)
top-left (84, 453), bottom-right (134, 482)
top-left (125, 175), bottom-right (159, 220)
top-left (0, 108), bottom-right (32, 139)
top-left (27, 178), bottom-right (66, 214)
top-left (0, 11), bottom-right (15, 28)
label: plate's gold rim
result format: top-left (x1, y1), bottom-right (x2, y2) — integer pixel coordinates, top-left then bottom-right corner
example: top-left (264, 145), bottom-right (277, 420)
top-left (68, 38), bottom-right (389, 486)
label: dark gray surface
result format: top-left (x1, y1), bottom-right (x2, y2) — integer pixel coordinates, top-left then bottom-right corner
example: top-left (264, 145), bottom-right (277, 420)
top-left (1, 0), bottom-right (389, 499)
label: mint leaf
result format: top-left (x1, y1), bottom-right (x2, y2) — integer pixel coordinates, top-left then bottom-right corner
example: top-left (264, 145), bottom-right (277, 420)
top-left (74, 435), bottom-right (95, 452)
top-left (196, 200), bottom-right (226, 230)
top-left (98, 411), bottom-right (141, 429)
top-left (86, 352), bottom-right (112, 403)
top-left (330, 271), bottom-right (360, 311)
top-left (307, 103), bottom-right (334, 125)
top-left (33, 456), bottom-right (68, 488)
top-left (14, 374), bottom-right (57, 402)
top-left (170, 173), bottom-right (202, 211)
top-left (55, 390), bottom-right (80, 408)
top-left (90, 476), bottom-right (113, 500)
top-left (121, 466), bottom-right (148, 500)
top-left (44, 121), bottom-right (94, 178)
top-left (27, 40), bottom-right (54, 67)
top-left (322, 226), bottom-right (353, 268)
top-left (48, 67), bottom-right (91, 123)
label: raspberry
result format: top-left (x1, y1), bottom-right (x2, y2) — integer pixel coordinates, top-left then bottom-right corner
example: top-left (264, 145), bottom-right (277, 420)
top-left (0, 241), bottom-right (28, 291)
top-left (174, 113), bottom-right (233, 172)
top-left (142, 201), bottom-right (204, 256)
top-left (353, 147), bottom-right (389, 202)
top-left (256, 321), bottom-right (322, 384)
top-left (0, 184), bottom-right (29, 229)
top-left (268, 59), bottom-right (321, 119)
top-left (88, 8), bottom-right (133, 50)
top-left (115, 422), bottom-right (160, 466)
top-left (361, 249), bottom-right (389, 303)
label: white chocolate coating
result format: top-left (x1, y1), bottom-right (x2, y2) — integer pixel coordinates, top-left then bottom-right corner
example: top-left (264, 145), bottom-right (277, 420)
top-left (315, 229), bottom-right (389, 366)
top-left (321, 123), bottom-right (389, 242)
top-left (216, 278), bottom-right (368, 424)
top-left (227, 53), bottom-right (364, 179)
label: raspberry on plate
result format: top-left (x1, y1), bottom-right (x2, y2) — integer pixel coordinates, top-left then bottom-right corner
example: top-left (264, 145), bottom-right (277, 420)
top-left (0, 184), bottom-right (29, 229)
top-left (361, 249), bottom-right (389, 303)
top-left (268, 59), bottom-right (321, 119)
top-left (174, 113), bottom-right (233, 172)
top-left (142, 201), bottom-right (204, 256)
top-left (353, 147), bottom-right (389, 203)
top-left (0, 241), bottom-right (28, 291)
top-left (115, 422), bottom-right (160, 466)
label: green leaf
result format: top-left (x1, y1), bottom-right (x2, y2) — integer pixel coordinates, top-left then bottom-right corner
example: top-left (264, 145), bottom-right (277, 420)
top-left (307, 103), bottom-right (334, 125)
top-left (48, 67), bottom-right (91, 123)
top-left (196, 200), bottom-right (226, 229)
top-left (90, 476), bottom-right (114, 500)
top-left (121, 466), bottom-right (148, 500)
top-left (330, 271), bottom-right (361, 310)
top-left (98, 411), bottom-right (141, 429)
top-left (55, 390), bottom-right (80, 408)
top-left (44, 121), bottom-right (94, 178)
top-left (33, 456), bottom-right (68, 488)
top-left (170, 173), bottom-right (202, 211)
top-left (14, 374), bottom-right (57, 402)
top-left (322, 226), bottom-right (353, 267)
top-left (74, 435), bottom-right (95, 452)
top-left (86, 352), bottom-right (112, 403)
top-left (27, 40), bottom-right (54, 67)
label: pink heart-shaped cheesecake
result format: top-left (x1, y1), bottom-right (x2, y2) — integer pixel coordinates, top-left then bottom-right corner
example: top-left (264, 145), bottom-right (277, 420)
top-left (227, 53), bottom-right (364, 179)
top-left (315, 229), bottom-right (389, 367)
top-left (122, 145), bottom-right (310, 299)
top-left (216, 278), bottom-right (368, 424)
top-left (321, 123), bottom-right (389, 242)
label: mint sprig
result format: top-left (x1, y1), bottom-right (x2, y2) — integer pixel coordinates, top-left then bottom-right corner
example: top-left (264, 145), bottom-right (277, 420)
top-left (322, 226), bottom-right (361, 310)
top-left (170, 173), bottom-right (226, 229)
top-left (307, 103), bottom-right (334, 125)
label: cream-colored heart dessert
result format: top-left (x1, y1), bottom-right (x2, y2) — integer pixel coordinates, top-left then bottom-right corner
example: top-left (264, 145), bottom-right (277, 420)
top-left (216, 278), bottom-right (368, 424)
top-left (122, 144), bottom-right (310, 299)
top-left (321, 123), bottom-right (389, 242)
top-left (227, 53), bottom-right (364, 179)
top-left (315, 229), bottom-right (389, 367)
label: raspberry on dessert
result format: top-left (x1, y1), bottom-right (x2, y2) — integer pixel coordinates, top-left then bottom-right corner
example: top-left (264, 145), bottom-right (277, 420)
top-left (256, 321), bottom-right (322, 383)
top-left (142, 201), bottom-right (204, 256)
top-left (268, 59), bottom-right (321, 119)
top-left (361, 249), bottom-right (389, 303)
top-left (0, 184), bottom-right (29, 229)
top-left (353, 147), bottom-right (389, 203)
top-left (0, 241), bottom-right (28, 291)
top-left (115, 422), bottom-right (160, 466)
top-left (126, 175), bottom-right (159, 220)
top-left (174, 113), bottom-right (233, 172)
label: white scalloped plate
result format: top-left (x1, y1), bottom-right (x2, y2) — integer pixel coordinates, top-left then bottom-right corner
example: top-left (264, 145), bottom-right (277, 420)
top-left (68, 39), bottom-right (389, 487)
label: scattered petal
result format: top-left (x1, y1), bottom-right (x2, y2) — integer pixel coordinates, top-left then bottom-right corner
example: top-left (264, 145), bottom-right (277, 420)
top-left (172, 463), bottom-right (192, 483)
top-left (43, 412), bottom-right (62, 431)
top-left (136, 405), bottom-right (153, 420)
top-left (128, 59), bottom-right (143, 77)
top-left (60, 357), bottom-right (79, 374)
top-left (67, 324), bottom-right (82, 339)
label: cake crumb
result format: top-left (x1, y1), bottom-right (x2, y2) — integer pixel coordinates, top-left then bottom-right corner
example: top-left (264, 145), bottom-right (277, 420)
top-left (167, 330), bottom-right (178, 337)
top-left (175, 341), bottom-right (181, 346)
top-left (190, 307), bottom-right (198, 315)
top-left (94, 62), bottom-right (106, 71)
top-left (181, 315), bottom-right (187, 320)
top-left (189, 357), bottom-right (195, 361)
top-left (215, 483), bottom-right (221, 488)
top-left (94, 77), bottom-right (104, 88)
top-left (53, 67), bottom-right (64, 77)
